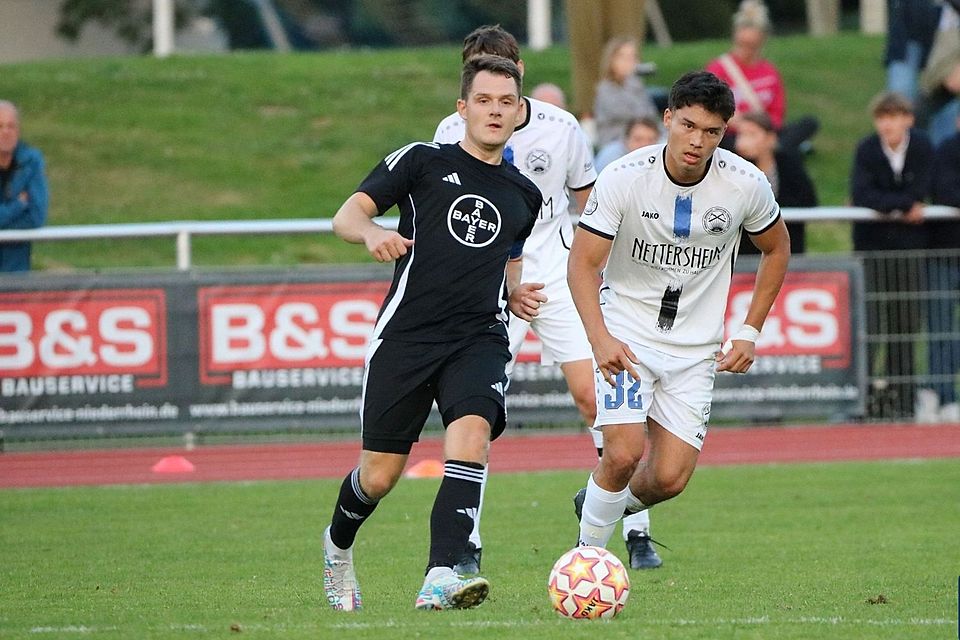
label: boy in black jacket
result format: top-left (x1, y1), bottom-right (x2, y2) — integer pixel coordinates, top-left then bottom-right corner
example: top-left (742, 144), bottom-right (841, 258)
top-left (850, 92), bottom-right (933, 419)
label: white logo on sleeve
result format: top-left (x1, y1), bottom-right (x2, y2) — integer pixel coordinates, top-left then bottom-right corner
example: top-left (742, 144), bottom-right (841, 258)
top-left (447, 195), bottom-right (501, 247)
top-left (583, 192), bottom-right (598, 215)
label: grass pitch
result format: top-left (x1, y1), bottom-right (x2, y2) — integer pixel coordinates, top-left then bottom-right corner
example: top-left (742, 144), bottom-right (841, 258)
top-left (1, 459), bottom-right (957, 639)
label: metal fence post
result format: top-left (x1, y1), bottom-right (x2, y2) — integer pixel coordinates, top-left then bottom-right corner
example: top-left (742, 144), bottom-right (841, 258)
top-left (176, 230), bottom-right (191, 271)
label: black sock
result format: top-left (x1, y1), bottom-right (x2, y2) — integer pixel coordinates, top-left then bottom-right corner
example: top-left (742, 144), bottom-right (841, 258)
top-left (329, 467), bottom-right (378, 550)
top-left (427, 460), bottom-right (485, 572)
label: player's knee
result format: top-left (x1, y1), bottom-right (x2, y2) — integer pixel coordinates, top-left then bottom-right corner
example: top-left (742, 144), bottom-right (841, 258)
top-left (601, 446), bottom-right (643, 480)
top-left (443, 397), bottom-right (502, 441)
top-left (573, 393), bottom-right (597, 425)
top-left (362, 474), bottom-right (398, 500)
top-left (565, 377), bottom-right (597, 424)
top-left (359, 467), bottom-right (401, 500)
top-left (652, 468), bottom-right (691, 500)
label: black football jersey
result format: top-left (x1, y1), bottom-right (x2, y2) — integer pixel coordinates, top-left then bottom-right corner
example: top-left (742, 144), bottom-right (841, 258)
top-left (357, 142), bottom-right (542, 343)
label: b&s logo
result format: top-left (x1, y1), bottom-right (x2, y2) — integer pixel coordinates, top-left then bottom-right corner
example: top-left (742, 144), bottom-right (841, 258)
top-left (198, 283), bottom-right (387, 386)
top-left (725, 272), bottom-right (852, 368)
top-left (0, 289), bottom-right (167, 396)
top-left (447, 195), bottom-right (501, 247)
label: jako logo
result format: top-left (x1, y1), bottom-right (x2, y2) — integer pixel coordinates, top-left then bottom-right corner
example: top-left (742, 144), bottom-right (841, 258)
top-left (447, 195), bottom-right (501, 247)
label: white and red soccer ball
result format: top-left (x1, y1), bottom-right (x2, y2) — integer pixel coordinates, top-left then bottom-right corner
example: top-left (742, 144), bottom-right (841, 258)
top-left (548, 545), bottom-right (630, 619)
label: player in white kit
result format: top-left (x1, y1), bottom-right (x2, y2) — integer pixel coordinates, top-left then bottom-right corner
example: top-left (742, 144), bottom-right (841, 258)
top-left (435, 25), bottom-right (663, 571)
top-left (568, 71), bottom-right (790, 550)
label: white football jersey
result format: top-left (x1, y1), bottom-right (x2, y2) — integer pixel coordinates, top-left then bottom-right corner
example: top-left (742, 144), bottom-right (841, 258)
top-left (434, 97), bottom-right (597, 286)
top-left (580, 144), bottom-right (780, 359)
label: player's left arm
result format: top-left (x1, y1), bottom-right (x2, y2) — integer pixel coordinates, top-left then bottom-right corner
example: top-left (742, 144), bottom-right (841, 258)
top-left (571, 185), bottom-right (593, 215)
top-left (506, 255), bottom-right (546, 322)
top-left (717, 217), bottom-right (790, 373)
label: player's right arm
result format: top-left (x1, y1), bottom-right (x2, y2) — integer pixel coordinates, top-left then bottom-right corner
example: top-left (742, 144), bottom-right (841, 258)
top-left (332, 192), bottom-right (413, 263)
top-left (567, 227), bottom-right (639, 387)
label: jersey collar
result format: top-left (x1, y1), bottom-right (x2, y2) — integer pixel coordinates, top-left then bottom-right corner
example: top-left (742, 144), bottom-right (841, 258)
top-left (662, 146), bottom-right (713, 187)
top-left (515, 97), bottom-right (533, 133)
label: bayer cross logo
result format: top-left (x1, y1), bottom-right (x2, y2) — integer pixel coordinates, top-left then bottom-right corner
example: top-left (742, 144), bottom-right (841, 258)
top-left (702, 206), bottom-right (732, 236)
top-left (447, 195), bottom-right (501, 247)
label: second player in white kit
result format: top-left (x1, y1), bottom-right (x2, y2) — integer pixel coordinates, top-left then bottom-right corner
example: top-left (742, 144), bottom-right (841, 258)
top-left (434, 25), bottom-right (667, 572)
top-left (569, 70), bottom-right (790, 551)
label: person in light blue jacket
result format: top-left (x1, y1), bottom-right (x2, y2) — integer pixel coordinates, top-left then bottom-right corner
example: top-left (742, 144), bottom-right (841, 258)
top-left (0, 100), bottom-right (48, 272)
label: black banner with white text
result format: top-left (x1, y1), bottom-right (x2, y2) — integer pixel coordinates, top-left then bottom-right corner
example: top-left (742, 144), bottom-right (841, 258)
top-left (0, 258), bottom-right (865, 439)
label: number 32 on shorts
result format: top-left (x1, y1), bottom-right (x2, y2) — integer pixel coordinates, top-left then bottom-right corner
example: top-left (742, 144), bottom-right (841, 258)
top-left (602, 371), bottom-right (643, 410)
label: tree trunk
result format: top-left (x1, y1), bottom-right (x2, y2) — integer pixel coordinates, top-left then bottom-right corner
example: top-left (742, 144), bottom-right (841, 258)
top-left (806, 0), bottom-right (840, 36)
top-left (565, 0), bottom-right (646, 118)
top-left (860, 0), bottom-right (887, 35)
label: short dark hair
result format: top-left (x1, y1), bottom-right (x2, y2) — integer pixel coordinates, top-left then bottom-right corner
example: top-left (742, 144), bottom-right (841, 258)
top-left (460, 54), bottom-right (522, 100)
top-left (668, 71), bottom-right (736, 122)
top-left (462, 24), bottom-right (521, 63)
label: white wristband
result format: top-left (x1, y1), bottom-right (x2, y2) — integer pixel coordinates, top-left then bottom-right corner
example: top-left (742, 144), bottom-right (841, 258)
top-left (721, 325), bottom-right (760, 355)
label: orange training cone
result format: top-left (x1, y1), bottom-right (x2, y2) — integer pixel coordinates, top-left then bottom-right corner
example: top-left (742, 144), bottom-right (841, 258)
top-left (404, 459), bottom-right (443, 478)
top-left (151, 455), bottom-right (195, 474)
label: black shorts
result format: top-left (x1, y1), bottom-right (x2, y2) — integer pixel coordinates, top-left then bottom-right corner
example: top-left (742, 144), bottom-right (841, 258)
top-left (360, 334), bottom-right (510, 454)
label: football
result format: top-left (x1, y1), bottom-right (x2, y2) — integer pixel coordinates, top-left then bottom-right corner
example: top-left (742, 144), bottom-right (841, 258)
top-left (547, 545), bottom-right (630, 619)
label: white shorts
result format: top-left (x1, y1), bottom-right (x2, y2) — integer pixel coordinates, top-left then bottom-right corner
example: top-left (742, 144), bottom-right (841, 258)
top-left (592, 341), bottom-right (716, 451)
top-left (507, 279), bottom-right (592, 367)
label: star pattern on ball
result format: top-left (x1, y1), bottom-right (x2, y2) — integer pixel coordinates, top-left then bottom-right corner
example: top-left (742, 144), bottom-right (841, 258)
top-left (558, 551), bottom-right (600, 591)
top-left (571, 586), bottom-right (614, 619)
top-left (547, 573), bottom-right (566, 610)
top-left (600, 558), bottom-right (630, 601)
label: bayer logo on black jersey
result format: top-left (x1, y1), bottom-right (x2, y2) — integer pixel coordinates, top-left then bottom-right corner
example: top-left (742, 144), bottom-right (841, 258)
top-left (447, 195), bottom-right (501, 247)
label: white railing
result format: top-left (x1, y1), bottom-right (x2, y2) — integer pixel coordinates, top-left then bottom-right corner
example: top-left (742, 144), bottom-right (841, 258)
top-left (0, 207), bottom-right (958, 271)
top-left (0, 218), bottom-right (395, 271)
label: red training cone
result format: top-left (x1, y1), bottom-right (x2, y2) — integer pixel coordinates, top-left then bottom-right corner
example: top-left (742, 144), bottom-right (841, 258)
top-left (151, 455), bottom-right (195, 474)
top-left (404, 459), bottom-right (443, 478)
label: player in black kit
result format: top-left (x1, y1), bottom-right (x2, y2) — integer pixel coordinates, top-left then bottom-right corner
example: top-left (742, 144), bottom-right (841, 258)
top-left (322, 55), bottom-right (544, 612)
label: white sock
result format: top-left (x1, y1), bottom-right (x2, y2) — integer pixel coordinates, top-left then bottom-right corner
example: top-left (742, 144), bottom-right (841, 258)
top-left (424, 566), bottom-right (455, 583)
top-left (467, 466), bottom-right (488, 549)
top-left (324, 526), bottom-right (352, 561)
top-left (578, 474), bottom-right (630, 548)
top-left (624, 489), bottom-right (648, 514)
top-left (622, 509), bottom-right (651, 540)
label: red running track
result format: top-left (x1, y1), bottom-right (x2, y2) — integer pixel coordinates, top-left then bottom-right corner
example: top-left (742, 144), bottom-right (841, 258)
top-left (1, 423), bottom-right (959, 489)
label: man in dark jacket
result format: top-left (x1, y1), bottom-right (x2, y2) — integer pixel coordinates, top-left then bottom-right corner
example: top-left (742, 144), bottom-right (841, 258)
top-left (0, 100), bottom-right (49, 272)
top-left (923, 116), bottom-right (960, 422)
top-left (850, 92), bottom-right (933, 419)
